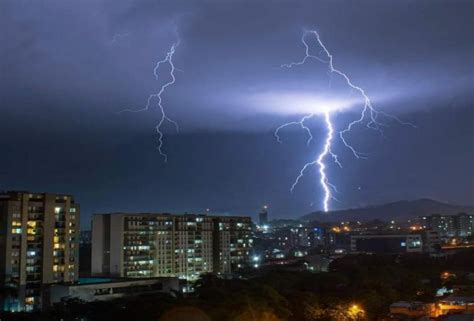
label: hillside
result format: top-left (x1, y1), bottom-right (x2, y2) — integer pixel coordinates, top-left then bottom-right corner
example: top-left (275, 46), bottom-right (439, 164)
top-left (301, 199), bottom-right (474, 222)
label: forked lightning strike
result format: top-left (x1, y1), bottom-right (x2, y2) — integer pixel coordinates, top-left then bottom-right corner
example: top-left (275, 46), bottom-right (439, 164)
top-left (118, 39), bottom-right (180, 162)
top-left (275, 114), bottom-right (314, 146)
top-left (278, 30), bottom-right (415, 212)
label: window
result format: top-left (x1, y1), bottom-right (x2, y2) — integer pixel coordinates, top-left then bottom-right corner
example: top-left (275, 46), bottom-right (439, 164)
top-left (12, 221), bottom-right (22, 227)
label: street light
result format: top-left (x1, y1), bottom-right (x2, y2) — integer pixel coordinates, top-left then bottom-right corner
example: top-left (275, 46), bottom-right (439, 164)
top-left (348, 304), bottom-right (365, 318)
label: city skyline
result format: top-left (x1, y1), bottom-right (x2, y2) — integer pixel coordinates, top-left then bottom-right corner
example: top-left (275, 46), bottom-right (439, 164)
top-left (1, 1), bottom-right (473, 319)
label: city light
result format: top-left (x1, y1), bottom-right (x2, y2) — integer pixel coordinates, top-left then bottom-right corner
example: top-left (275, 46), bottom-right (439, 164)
top-left (348, 304), bottom-right (365, 317)
top-left (1, 1), bottom-right (471, 318)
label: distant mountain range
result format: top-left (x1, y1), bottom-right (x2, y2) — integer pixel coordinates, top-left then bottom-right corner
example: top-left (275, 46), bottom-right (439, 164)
top-left (301, 199), bottom-right (474, 222)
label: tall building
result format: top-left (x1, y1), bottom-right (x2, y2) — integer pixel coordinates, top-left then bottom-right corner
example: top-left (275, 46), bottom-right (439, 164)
top-left (273, 226), bottom-right (312, 252)
top-left (259, 206), bottom-right (268, 226)
top-left (421, 213), bottom-right (474, 239)
top-left (92, 213), bottom-right (252, 280)
top-left (0, 191), bottom-right (80, 312)
top-left (457, 213), bottom-right (474, 237)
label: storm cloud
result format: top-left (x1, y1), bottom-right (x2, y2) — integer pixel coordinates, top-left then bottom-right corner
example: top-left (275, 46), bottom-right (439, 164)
top-left (1, 0), bottom-right (473, 227)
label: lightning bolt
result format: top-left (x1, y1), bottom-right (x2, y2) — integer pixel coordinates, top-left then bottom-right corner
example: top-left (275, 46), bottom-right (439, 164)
top-left (275, 113), bottom-right (314, 145)
top-left (277, 29), bottom-right (415, 212)
top-left (118, 39), bottom-right (180, 162)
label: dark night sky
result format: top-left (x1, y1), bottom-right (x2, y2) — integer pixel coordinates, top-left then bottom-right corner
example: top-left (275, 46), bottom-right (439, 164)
top-left (1, 1), bottom-right (473, 228)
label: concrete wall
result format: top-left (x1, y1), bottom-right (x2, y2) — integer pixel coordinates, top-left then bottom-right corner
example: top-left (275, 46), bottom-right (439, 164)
top-left (91, 215), bottom-right (104, 275)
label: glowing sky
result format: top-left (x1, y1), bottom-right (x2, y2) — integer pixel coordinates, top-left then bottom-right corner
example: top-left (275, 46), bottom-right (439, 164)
top-left (1, 0), bottom-right (473, 227)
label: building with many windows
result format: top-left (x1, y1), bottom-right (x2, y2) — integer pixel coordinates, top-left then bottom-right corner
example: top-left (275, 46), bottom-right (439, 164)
top-left (421, 213), bottom-right (474, 240)
top-left (92, 213), bottom-right (252, 280)
top-left (0, 191), bottom-right (80, 312)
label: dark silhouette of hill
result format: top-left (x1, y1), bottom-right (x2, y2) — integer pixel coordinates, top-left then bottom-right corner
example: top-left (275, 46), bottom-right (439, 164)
top-left (301, 199), bottom-right (474, 222)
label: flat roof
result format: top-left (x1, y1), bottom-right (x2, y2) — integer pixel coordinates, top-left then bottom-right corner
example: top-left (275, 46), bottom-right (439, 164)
top-left (62, 277), bottom-right (178, 287)
top-left (93, 212), bottom-right (252, 219)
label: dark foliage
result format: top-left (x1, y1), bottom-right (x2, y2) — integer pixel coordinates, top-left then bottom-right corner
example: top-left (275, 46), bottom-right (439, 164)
top-left (1, 249), bottom-right (473, 321)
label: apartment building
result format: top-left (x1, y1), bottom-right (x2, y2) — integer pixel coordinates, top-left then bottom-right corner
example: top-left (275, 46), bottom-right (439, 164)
top-left (92, 213), bottom-right (252, 280)
top-left (421, 213), bottom-right (474, 239)
top-left (0, 191), bottom-right (80, 312)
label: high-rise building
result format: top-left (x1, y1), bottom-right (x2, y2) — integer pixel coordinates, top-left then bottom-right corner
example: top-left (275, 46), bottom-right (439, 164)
top-left (91, 213), bottom-right (252, 280)
top-left (421, 213), bottom-right (474, 239)
top-left (456, 213), bottom-right (474, 237)
top-left (0, 191), bottom-right (80, 312)
top-left (259, 206), bottom-right (268, 226)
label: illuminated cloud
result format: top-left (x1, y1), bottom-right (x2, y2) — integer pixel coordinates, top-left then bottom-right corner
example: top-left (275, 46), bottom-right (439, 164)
top-left (245, 91), bottom-right (360, 115)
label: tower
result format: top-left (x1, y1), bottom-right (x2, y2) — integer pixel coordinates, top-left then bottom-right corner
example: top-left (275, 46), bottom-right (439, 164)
top-left (259, 205), bottom-right (268, 226)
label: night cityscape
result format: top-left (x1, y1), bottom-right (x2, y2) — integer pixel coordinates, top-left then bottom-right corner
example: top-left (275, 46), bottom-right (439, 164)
top-left (1, 1), bottom-right (473, 321)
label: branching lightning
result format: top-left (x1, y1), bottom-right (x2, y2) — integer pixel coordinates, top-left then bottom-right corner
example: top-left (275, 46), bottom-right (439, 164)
top-left (118, 39), bottom-right (180, 162)
top-left (278, 30), bottom-right (415, 212)
top-left (275, 114), bottom-right (314, 145)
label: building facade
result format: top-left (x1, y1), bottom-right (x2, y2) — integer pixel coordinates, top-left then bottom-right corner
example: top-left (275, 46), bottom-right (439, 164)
top-left (421, 229), bottom-right (441, 253)
top-left (421, 213), bottom-right (474, 239)
top-left (258, 206), bottom-right (268, 226)
top-left (350, 234), bottom-right (423, 254)
top-left (0, 191), bottom-right (80, 311)
top-left (92, 213), bottom-right (252, 280)
top-left (456, 213), bottom-right (474, 237)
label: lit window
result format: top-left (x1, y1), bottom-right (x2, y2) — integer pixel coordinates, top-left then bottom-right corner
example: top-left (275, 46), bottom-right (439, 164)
top-left (54, 207), bottom-right (62, 214)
